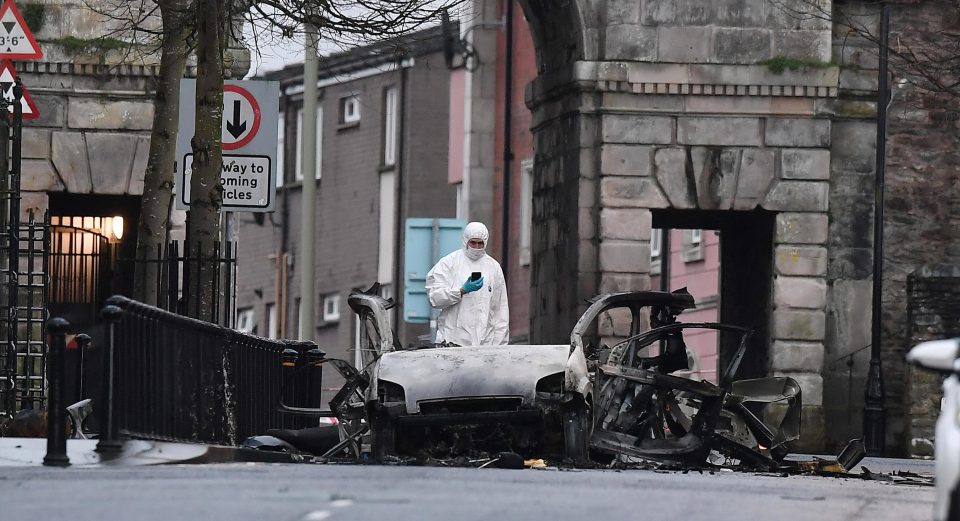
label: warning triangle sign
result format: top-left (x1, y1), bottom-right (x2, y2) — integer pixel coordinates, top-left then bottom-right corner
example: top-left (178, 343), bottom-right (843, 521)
top-left (0, 60), bottom-right (38, 119)
top-left (0, 0), bottom-right (41, 60)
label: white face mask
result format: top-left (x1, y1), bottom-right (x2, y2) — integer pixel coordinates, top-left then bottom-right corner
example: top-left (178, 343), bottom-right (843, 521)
top-left (465, 247), bottom-right (485, 261)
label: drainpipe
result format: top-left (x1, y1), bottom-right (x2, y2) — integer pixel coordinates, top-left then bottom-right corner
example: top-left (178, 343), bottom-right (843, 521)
top-left (500, 0), bottom-right (514, 279)
top-left (864, 2), bottom-right (890, 457)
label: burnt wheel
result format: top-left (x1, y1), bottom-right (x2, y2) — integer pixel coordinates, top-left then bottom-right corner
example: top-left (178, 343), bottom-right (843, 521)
top-left (562, 397), bottom-right (590, 464)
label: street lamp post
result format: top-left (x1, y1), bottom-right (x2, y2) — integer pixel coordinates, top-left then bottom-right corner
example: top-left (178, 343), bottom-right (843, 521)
top-left (864, 1), bottom-right (891, 457)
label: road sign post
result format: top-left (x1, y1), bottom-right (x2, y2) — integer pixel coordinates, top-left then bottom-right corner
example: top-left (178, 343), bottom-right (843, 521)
top-left (175, 79), bottom-right (280, 212)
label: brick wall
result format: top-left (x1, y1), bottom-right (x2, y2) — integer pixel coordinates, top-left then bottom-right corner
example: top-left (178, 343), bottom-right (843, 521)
top-left (907, 266), bottom-right (960, 456)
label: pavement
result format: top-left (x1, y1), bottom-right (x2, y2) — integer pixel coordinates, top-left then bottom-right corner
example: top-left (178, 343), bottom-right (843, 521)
top-left (0, 436), bottom-right (937, 478)
top-left (0, 437), bottom-right (295, 467)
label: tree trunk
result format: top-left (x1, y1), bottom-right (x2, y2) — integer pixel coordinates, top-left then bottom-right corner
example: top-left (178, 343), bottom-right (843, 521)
top-left (187, 0), bottom-right (226, 321)
top-left (133, 0), bottom-right (190, 305)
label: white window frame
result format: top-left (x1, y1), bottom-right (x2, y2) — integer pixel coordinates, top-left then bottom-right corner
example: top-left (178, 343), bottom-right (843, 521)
top-left (691, 228), bottom-right (702, 246)
top-left (295, 106), bottom-right (322, 181)
top-left (323, 293), bottom-right (341, 322)
top-left (651, 228), bottom-right (662, 258)
top-left (266, 303), bottom-right (277, 339)
top-left (341, 95), bottom-right (361, 124)
top-left (383, 86), bottom-right (398, 166)
top-left (276, 113), bottom-right (285, 187)
top-left (519, 159), bottom-right (533, 266)
top-left (378, 172), bottom-right (396, 284)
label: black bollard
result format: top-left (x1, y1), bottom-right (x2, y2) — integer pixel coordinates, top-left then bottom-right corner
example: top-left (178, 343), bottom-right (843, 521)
top-left (75, 333), bottom-right (91, 400)
top-left (96, 305), bottom-right (123, 453)
top-left (43, 317), bottom-right (70, 467)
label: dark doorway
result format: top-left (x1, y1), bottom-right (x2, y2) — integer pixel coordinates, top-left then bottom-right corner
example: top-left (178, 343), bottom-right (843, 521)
top-left (47, 194), bottom-right (141, 406)
top-left (653, 209), bottom-right (775, 381)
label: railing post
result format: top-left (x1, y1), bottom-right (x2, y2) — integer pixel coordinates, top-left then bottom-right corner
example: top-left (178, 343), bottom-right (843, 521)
top-left (306, 345), bottom-right (325, 409)
top-left (96, 305), bottom-right (123, 453)
top-left (43, 317), bottom-right (70, 467)
top-left (75, 333), bottom-right (91, 400)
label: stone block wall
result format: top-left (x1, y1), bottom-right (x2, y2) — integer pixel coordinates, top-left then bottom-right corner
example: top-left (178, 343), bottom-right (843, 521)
top-left (16, 0), bottom-right (249, 218)
top-left (906, 265), bottom-right (960, 457)
top-left (527, 94), bottom-right (597, 343)
top-left (601, 0), bottom-right (832, 64)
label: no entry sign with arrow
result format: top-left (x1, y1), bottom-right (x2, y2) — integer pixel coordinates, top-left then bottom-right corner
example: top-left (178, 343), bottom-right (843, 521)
top-left (175, 79), bottom-right (280, 212)
top-left (223, 84), bottom-right (261, 150)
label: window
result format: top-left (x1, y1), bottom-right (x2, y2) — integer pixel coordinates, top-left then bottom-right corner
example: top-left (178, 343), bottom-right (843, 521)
top-left (323, 293), bottom-right (340, 322)
top-left (266, 303), bottom-right (277, 339)
top-left (276, 113), bottom-right (285, 187)
top-left (682, 229), bottom-right (705, 263)
top-left (519, 160), bottom-right (533, 266)
top-left (339, 95), bottom-right (361, 125)
top-left (236, 308), bottom-right (255, 334)
top-left (650, 228), bottom-right (663, 276)
top-left (691, 229), bottom-right (702, 246)
top-left (295, 106), bottom-right (322, 181)
top-left (383, 86), bottom-right (398, 166)
top-left (378, 172), bottom-right (396, 284)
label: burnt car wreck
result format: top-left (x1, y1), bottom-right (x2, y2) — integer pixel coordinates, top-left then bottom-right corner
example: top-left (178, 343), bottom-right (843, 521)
top-left (280, 285), bottom-right (858, 470)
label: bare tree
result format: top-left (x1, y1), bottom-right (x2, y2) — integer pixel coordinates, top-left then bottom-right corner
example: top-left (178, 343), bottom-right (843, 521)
top-left (134, 0), bottom-right (194, 305)
top-left (187, 0), bottom-right (227, 320)
top-left (88, 0), bottom-right (467, 322)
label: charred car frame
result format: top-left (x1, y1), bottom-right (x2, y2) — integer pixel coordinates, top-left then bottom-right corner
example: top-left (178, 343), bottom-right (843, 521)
top-left (284, 285), bottom-right (804, 469)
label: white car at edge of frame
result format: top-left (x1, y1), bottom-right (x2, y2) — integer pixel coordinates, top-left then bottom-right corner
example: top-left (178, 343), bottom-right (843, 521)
top-left (908, 338), bottom-right (960, 521)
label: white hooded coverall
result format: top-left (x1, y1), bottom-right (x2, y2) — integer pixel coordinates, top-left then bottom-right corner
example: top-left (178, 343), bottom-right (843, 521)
top-left (425, 223), bottom-right (510, 346)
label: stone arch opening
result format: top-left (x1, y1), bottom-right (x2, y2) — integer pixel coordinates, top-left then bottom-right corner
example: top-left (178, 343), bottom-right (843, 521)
top-left (653, 209), bottom-right (775, 382)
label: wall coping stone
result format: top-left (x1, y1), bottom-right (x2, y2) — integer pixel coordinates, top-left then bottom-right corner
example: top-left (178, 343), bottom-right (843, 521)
top-left (571, 61), bottom-right (839, 99)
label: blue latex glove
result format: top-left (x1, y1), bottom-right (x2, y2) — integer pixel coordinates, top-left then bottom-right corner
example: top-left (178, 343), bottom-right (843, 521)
top-left (462, 276), bottom-right (484, 294)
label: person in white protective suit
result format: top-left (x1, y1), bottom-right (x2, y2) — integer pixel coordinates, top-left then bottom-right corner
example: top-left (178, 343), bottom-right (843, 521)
top-left (425, 222), bottom-right (509, 346)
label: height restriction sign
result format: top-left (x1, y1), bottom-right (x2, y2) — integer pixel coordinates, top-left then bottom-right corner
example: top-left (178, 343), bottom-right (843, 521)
top-left (0, 0), bottom-right (42, 60)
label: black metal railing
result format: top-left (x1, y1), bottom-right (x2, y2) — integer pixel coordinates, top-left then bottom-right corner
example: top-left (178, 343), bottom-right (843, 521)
top-left (98, 295), bottom-right (318, 446)
top-left (120, 240), bottom-right (236, 328)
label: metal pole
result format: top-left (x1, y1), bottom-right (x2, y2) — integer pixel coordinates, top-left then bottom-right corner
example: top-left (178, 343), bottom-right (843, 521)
top-left (659, 229), bottom-right (671, 292)
top-left (299, 23), bottom-right (319, 342)
top-left (75, 333), bottom-right (91, 400)
top-left (43, 317), bottom-right (70, 467)
top-left (500, 0), bottom-right (514, 279)
top-left (864, 1), bottom-right (890, 457)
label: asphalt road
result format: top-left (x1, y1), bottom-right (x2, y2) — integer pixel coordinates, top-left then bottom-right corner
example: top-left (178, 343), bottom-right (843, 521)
top-left (0, 461), bottom-right (936, 521)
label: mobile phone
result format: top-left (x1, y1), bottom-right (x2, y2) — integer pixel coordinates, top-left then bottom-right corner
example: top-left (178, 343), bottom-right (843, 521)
top-left (470, 272), bottom-right (481, 281)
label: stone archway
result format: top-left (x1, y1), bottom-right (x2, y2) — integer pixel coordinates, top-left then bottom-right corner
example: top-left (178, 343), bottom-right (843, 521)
top-left (518, 0), bottom-right (874, 451)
